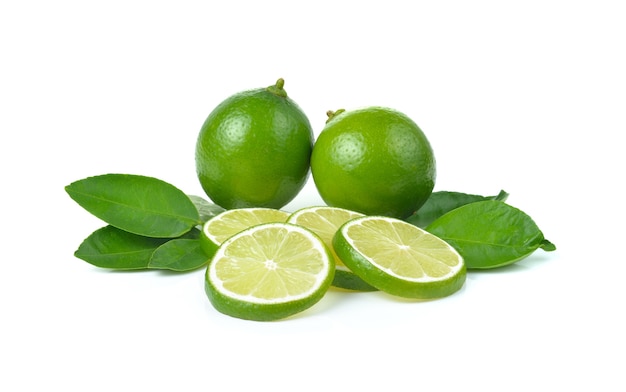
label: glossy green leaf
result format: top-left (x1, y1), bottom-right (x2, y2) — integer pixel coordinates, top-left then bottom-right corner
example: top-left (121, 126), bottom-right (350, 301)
top-left (426, 200), bottom-right (556, 269)
top-left (74, 225), bottom-right (168, 269)
top-left (407, 190), bottom-right (509, 228)
top-left (65, 174), bottom-right (201, 237)
top-left (187, 195), bottom-right (226, 224)
top-left (148, 238), bottom-right (210, 271)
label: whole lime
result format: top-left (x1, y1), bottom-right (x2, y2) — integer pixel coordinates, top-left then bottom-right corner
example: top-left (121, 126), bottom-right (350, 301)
top-left (196, 79), bottom-right (313, 209)
top-left (310, 107), bottom-right (436, 219)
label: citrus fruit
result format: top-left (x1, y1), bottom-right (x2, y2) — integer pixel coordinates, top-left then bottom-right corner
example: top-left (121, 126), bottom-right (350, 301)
top-left (200, 207), bottom-right (289, 258)
top-left (205, 222), bottom-right (335, 321)
top-left (333, 215), bottom-right (465, 299)
top-left (287, 206), bottom-right (376, 291)
top-left (310, 107), bottom-right (436, 219)
top-left (195, 78), bottom-right (314, 209)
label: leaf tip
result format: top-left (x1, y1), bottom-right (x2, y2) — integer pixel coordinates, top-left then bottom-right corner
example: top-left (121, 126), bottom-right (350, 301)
top-left (495, 190), bottom-right (509, 202)
top-left (540, 239), bottom-right (557, 252)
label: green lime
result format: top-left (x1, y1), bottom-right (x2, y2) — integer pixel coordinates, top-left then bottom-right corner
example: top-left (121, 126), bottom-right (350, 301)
top-left (333, 215), bottom-right (465, 299)
top-left (310, 107), bottom-right (436, 219)
top-left (287, 206), bottom-right (376, 291)
top-left (196, 78), bottom-right (313, 209)
top-left (200, 207), bottom-right (290, 258)
top-left (205, 222), bottom-right (335, 321)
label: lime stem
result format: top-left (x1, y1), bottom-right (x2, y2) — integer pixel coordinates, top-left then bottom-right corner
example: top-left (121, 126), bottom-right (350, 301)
top-left (326, 109), bottom-right (345, 123)
top-left (267, 78), bottom-right (288, 98)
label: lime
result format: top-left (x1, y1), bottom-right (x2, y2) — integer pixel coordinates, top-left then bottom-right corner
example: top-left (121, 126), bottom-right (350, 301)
top-left (287, 206), bottom-right (376, 291)
top-left (310, 107), bottom-right (436, 219)
top-left (200, 207), bottom-right (289, 258)
top-left (196, 78), bottom-right (313, 209)
top-left (333, 215), bottom-right (465, 299)
top-left (205, 222), bottom-right (335, 321)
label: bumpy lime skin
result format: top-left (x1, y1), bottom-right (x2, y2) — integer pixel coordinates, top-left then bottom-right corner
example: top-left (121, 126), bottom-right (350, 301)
top-left (311, 107), bottom-right (436, 219)
top-left (196, 85), bottom-right (313, 210)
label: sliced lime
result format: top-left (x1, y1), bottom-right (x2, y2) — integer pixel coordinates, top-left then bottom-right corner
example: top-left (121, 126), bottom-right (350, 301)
top-left (333, 216), bottom-right (466, 299)
top-left (200, 208), bottom-right (289, 258)
top-left (205, 222), bottom-right (334, 321)
top-left (287, 206), bottom-right (376, 291)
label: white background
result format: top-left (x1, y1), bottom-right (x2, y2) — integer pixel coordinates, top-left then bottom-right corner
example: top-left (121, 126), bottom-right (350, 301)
top-left (2, 1), bottom-right (625, 390)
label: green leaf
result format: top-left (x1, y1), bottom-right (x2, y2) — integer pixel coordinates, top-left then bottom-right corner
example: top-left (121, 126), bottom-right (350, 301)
top-left (187, 195), bottom-right (226, 224)
top-left (426, 200), bottom-right (555, 269)
top-left (406, 190), bottom-right (509, 228)
top-left (148, 238), bottom-right (209, 271)
top-left (74, 225), bottom-right (168, 269)
top-left (65, 174), bottom-right (201, 238)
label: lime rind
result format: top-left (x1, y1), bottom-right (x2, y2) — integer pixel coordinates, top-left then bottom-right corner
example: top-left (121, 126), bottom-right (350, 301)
top-left (332, 269), bottom-right (378, 292)
top-left (205, 222), bottom-right (335, 321)
top-left (205, 278), bottom-right (330, 321)
top-left (333, 216), bottom-right (466, 299)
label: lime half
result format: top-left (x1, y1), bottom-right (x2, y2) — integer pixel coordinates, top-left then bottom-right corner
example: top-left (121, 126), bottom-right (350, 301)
top-left (205, 222), bottom-right (334, 321)
top-left (287, 206), bottom-right (376, 291)
top-left (200, 208), bottom-right (290, 258)
top-left (333, 216), bottom-right (465, 299)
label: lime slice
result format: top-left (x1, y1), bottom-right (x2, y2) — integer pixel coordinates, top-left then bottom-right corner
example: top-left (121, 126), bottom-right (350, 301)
top-left (205, 222), bottom-right (335, 321)
top-left (333, 216), bottom-right (466, 299)
top-left (287, 206), bottom-right (377, 291)
top-left (200, 208), bottom-right (290, 258)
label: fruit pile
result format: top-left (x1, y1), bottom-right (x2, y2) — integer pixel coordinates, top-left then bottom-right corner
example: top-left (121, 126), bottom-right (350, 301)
top-left (66, 78), bottom-right (555, 321)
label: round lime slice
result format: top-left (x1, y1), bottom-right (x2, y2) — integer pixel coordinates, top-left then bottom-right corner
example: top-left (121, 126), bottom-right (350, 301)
top-left (333, 216), bottom-right (466, 299)
top-left (200, 207), bottom-right (289, 258)
top-left (287, 206), bottom-right (376, 291)
top-left (205, 222), bottom-right (335, 321)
